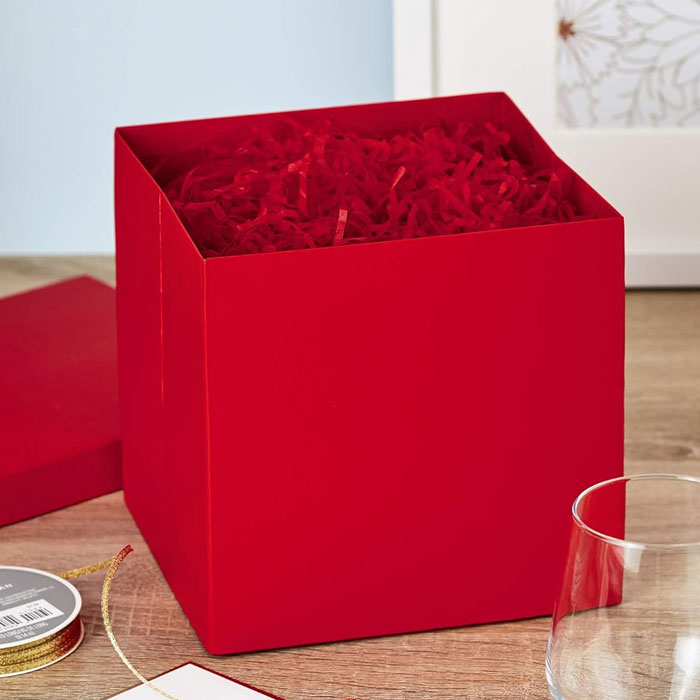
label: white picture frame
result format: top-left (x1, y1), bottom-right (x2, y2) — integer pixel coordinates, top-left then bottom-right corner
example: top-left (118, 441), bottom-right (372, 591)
top-left (393, 0), bottom-right (700, 287)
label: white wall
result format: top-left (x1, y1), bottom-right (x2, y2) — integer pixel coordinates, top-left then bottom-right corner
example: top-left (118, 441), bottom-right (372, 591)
top-left (0, 0), bottom-right (393, 254)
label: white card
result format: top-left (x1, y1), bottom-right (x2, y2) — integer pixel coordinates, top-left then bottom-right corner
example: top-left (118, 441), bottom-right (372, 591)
top-left (109, 663), bottom-right (277, 699)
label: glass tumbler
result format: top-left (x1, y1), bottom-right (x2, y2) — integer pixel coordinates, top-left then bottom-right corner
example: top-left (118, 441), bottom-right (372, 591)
top-left (547, 474), bottom-right (700, 700)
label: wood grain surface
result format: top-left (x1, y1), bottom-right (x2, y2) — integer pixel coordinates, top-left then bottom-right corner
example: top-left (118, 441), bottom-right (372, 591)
top-left (0, 256), bottom-right (698, 700)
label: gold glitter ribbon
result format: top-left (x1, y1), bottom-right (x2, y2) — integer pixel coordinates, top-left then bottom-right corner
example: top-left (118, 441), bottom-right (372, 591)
top-left (0, 617), bottom-right (83, 675)
top-left (1, 545), bottom-right (180, 699)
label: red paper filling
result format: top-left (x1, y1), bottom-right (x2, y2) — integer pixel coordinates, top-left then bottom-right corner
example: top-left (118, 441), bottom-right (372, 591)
top-left (161, 118), bottom-right (583, 257)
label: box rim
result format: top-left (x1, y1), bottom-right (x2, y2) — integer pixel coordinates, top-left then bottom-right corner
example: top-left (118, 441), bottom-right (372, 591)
top-left (115, 93), bottom-right (624, 267)
top-left (201, 214), bottom-right (623, 268)
top-left (114, 91), bottom-right (509, 136)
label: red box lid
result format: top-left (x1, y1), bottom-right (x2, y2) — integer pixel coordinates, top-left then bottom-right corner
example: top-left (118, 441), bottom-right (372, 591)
top-left (0, 276), bottom-right (121, 526)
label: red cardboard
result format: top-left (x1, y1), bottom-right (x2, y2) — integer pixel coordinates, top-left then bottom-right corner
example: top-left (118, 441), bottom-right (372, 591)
top-left (115, 93), bottom-right (624, 654)
top-left (0, 277), bottom-right (121, 527)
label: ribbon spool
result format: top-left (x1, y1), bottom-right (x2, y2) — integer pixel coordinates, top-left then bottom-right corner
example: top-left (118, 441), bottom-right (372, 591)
top-left (0, 546), bottom-right (179, 699)
top-left (0, 566), bottom-right (84, 676)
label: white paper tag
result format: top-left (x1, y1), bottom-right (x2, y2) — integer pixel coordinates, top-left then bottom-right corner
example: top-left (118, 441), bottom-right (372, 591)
top-left (109, 664), bottom-right (279, 699)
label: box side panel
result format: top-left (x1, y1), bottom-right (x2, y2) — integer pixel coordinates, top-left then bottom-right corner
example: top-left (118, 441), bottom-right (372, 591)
top-left (159, 202), bottom-right (211, 644)
top-left (0, 442), bottom-right (121, 527)
top-left (498, 92), bottom-right (558, 168)
top-left (115, 135), bottom-right (211, 643)
top-left (116, 93), bottom-right (505, 179)
top-left (203, 217), bottom-right (624, 653)
top-left (115, 133), bottom-right (165, 527)
top-left (499, 94), bottom-right (620, 219)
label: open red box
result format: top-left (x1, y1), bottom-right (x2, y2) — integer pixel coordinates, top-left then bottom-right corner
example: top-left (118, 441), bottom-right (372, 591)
top-left (115, 93), bottom-right (624, 654)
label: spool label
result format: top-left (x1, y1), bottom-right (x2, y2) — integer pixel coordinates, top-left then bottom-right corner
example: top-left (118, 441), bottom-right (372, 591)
top-left (0, 566), bottom-right (81, 648)
top-left (0, 599), bottom-right (64, 633)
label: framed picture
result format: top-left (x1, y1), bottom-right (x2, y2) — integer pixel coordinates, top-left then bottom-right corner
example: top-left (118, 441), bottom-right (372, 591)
top-left (394, 0), bottom-right (700, 287)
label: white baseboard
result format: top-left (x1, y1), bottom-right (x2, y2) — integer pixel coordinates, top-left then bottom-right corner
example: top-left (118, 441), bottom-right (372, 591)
top-left (626, 253), bottom-right (700, 288)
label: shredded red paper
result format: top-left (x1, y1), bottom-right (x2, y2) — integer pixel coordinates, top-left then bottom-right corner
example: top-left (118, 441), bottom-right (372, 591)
top-left (162, 118), bottom-right (582, 257)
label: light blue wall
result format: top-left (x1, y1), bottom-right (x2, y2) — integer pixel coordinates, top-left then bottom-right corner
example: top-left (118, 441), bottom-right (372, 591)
top-left (0, 0), bottom-right (393, 254)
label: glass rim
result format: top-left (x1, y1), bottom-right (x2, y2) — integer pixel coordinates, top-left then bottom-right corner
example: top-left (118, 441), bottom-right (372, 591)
top-left (572, 473), bottom-right (700, 550)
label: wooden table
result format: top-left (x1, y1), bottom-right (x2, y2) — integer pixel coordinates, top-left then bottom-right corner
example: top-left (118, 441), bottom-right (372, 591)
top-left (1, 257), bottom-right (698, 700)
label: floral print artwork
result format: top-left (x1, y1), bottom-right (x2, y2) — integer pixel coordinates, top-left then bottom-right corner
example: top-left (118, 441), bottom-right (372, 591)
top-left (557, 0), bottom-right (700, 127)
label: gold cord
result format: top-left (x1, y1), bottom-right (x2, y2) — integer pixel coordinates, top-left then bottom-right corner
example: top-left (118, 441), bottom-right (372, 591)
top-left (96, 545), bottom-right (179, 700)
top-left (0, 546), bottom-right (180, 697)
top-left (58, 555), bottom-right (120, 580)
top-left (59, 544), bottom-right (180, 699)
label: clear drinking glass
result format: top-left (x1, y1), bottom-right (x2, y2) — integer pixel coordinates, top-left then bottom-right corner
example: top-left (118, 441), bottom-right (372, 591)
top-left (547, 473), bottom-right (700, 700)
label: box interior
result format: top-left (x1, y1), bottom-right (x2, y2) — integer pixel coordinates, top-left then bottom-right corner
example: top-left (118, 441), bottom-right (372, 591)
top-left (117, 93), bottom-right (620, 259)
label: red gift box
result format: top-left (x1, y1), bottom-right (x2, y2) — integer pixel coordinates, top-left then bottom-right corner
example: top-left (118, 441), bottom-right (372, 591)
top-left (0, 277), bottom-right (121, 526)
top-left (115, 93), bottom-right (624, 654)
